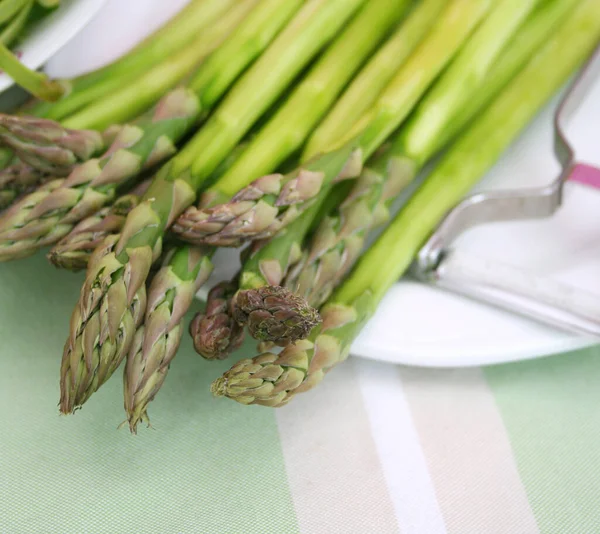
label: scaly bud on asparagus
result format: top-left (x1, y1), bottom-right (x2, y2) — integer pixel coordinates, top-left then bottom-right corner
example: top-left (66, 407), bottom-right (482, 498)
top-left (124, 246), bottom-right (213, 432)
top-left (190, 281), bottom-right (245, 361)
top-left (0, 163), bottom-right (47, 211)
top-left (232, 285), bottom-right (321, 344)
top-left (0, 114), bottom-right (105, 175)
top-left (47, 181), bottom-right (150, 271)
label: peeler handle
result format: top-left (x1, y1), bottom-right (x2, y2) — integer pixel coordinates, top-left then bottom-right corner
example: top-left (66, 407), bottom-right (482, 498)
top-left (431, 250), bottom-right (600, 339)
top-left (569, 163), bottom-right (600, 190)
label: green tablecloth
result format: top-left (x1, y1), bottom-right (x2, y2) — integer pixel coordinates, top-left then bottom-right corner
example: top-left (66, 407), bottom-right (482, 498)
top-left (1, 253), bottom-right (599, 534)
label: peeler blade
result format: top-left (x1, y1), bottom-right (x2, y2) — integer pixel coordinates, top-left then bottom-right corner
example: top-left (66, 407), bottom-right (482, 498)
top-left (420, 248), bottom-right (600, 338)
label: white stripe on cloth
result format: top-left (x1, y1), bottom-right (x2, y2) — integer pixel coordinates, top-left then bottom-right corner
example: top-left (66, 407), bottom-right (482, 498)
top-left (356, 358), bottom-right (447, 534)
top-left (399, 366), bottom-right (540, 534)
top-left (276, 358), bottom-right (400, 534)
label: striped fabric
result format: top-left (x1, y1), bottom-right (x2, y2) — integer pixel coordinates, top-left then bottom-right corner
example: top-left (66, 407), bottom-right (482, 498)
top-left (1, 252), bottom-right (599, 533)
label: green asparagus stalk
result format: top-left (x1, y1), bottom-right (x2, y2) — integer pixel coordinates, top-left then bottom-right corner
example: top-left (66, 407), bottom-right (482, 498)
top-left (0, 40), bottom-right (66, 101)
top-left (126, 140), bottom-right (270, 419)
top-left (61, 0), bottom-right (367, 415)
top-left (0, 0), bottom-right (278, 261)
top-left (1, 1), bottom-right (34, 48)
top-left (172, 0), bottom-right (492, 247)
top-left (0, 0), bottom-right (30, 24)
top-left (27, 0), bottom-right (239, 120)
top-left (399, 0), bottom-right (546, 166)
top-left (212, 0), bottom-right (600, 407)
top-left (58, 1), bottom-right (256, 133)
top-left (285, 0), bottom-right (576, 306)
top-left (284, 151), bottom-right (410, 308)
top-left (171, 0), bottom-right (412, 245)
top-left (303, 0), bottom-right (448, 160)
top-left (49, 141), bottom-right (255, 272)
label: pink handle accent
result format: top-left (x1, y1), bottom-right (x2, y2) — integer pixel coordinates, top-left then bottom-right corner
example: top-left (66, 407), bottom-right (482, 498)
top-left (569, 163), bottom-right (600, 190)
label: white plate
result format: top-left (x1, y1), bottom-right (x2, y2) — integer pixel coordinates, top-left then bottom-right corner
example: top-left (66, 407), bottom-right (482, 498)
top-left (19, 1), bottom-right (600, 368)
top-left (0, 0), bottom-right (109, 93)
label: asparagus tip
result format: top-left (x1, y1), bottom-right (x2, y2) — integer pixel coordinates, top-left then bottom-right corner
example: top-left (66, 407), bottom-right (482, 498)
top-left (232, 286), bottom-right (321, 343)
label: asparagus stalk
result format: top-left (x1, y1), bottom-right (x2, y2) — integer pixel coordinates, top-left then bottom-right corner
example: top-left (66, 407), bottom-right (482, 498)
top-left (0, 0), bottom-right (30, 24)
top-left (285, 0), bottom-right (577, 306)
top-left (303, 0), bottom-right (448, 160)
top-left (284, 151), bottom-right (410, 308)
top-left (399, 0), bottom-right (546, 166)
top-left (213, 0), bottom-right (600, 407)
top-left (49, 141), bottom-right (255, 272)
top-left (127, 140), bottom-right (279, 421)
top-left (61, 0), bottom-right (366, 415)
top-left (0, 89), bottom-right (199, 261)
top-left (172, 0), bottom-right (493, 247)
top-left (58, 1), bottom-right (256, 132)
top-left (1, 1), bottom-right (34, 48)
top-left (0, 0), bottom-right (277, 261)
top-left (0, 41), bottom-right (66, 101)
top-left (231, 198), bottom-right (327, 344)
top-left (27, 0), bottom-right (239, 120)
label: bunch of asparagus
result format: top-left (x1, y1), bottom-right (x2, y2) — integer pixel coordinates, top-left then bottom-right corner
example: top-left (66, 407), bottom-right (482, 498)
top-left (0, 0), bottom-right (597, 431)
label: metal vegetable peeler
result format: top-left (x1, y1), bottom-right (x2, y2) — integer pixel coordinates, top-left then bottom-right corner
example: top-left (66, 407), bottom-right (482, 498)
top-left (411, 43), bottom-right (600, 338)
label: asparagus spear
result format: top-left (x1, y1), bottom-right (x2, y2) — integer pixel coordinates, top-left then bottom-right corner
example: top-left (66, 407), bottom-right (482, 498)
top-left (303, 0), bottom-right (448, 160)
top-left (189, 281), bottom-right (246, 361)
top-left (0, 40), bottom-right (65, 101)
top-left (0, 0), bottom-right (239, 192)
top-left (172, 0), bottom-right (493, 247)
top-left (231, 198), bottom-right (328, 344)
top-left (49, 141), bottom-right (255, 272)
top-left (123, 246), bottom-right (213, 433)
top-left (27, 0), bottom-right (239, 120)
top-left (0, 0), bottom-right (279, 261)
top-left (0, 0), bottom-right (31, 25)
top-left (55, 1), bottom-right (258, 133)
top-left (0, 163), bottom-right (44, 210)
top-left (285, 0), bottom-right (576, 307)
top-left (0, 114), bottom-right (105, 175)
top-left (284, 151), bottom-right (409, 308)
top-left (0, 0), bottom-right (33, 48)
top-left (61, 0), bottom-right (367, 415)
top-left (47, 181), bottom-right (150, 272)
top-left (213, 0), bottom-right (600, 407)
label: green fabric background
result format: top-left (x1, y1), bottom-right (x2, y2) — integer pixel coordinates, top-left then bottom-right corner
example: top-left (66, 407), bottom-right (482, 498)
top-left (0, 253), bottom-right (299, 534)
